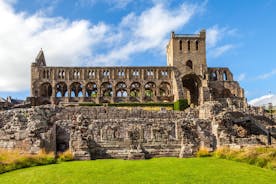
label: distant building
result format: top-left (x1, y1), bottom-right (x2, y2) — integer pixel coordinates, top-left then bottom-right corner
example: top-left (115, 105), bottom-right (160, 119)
top-left (30, 30), bottom-right (246, 108)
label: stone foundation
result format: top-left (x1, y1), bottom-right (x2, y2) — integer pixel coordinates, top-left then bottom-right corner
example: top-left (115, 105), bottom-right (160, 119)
top-left (0, 104), bottom-right (274, 160)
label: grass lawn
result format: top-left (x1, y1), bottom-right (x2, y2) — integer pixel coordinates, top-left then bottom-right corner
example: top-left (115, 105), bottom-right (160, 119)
top-left (0, 157), bottom-right (276, 184)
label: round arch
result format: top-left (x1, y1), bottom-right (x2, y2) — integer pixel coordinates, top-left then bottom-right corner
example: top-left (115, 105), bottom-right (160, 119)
top-left (182, 74), bottom-right (202, 106)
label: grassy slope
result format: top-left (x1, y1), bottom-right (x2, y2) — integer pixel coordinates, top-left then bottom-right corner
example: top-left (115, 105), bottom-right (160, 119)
top-left (1, 158), bottom-right (276, 184)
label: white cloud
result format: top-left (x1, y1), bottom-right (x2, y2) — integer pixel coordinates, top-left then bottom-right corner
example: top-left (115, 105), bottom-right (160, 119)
top-left (206, 25), bottom-right (237, 58)
top-left (209, 44), bottom-right (235, 58)
top-left (0, 0), bottom-right (200, 92)
top-left (92, 2), bottom-right (200, 64)
top-left (0, 0), bottom-right (108, 91)
top-left (257, 69), bottom-right (276, 80)
top-left (249, 94), bottom-right (276, 106)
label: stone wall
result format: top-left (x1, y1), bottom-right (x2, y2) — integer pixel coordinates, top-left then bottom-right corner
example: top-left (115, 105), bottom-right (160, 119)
top-left (0, 105), bottom-right (274, 160)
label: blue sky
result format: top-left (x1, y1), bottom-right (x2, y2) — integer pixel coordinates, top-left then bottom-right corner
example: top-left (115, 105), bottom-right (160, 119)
top-left (0, 0), bottom-right (276, 106)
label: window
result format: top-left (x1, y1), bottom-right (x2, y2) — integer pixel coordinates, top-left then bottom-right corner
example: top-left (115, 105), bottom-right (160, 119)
top-left (132, 70), bottom-right (139, 76)
top-left (161, 71), bottom-right (168, 76)
top-left (187, 40), bottom-right (191, 51)
top-left (179, 40), bottom-right (182, 51)
top-left (118, 70), bottom-right (125, 77)
top-left (147, 69), bottom-right (154, 76)
top-left (223, 72), bottom-right (227, 81)
top-left (103, 70), bottom-right (110, 77)
top-left (196, 40), bottom-right (199, 50)
top-left (186, 60), bottom-right (193, 69)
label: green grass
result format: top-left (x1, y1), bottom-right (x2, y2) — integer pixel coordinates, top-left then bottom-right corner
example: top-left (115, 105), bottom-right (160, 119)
top-left (1, 158), bottom-right (276, 184)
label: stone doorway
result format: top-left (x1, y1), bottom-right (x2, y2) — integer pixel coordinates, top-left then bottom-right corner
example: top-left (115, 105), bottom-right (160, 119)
top-left (56, 124), bottom-right (70, 153)
top-left (182, 74), bottom-right (201, 106)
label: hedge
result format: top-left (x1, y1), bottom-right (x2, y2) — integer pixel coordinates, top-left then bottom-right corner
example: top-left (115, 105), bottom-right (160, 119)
top-left (79, 102), bottom-right (174, 108)
top-left (174, 99), bottom-right (189, 111)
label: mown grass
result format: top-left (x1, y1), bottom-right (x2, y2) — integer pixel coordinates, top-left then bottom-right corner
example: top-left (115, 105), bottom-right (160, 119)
top-left (1, 157), bottom-right (276, 184)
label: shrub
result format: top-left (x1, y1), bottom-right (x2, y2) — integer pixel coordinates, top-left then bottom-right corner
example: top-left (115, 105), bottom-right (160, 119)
top-left (196, 147), bottom-right (212, 157)
top-left (214, 147), bottom-right (276, 170)
top-left (58, 150), bottom-right (74, 162)
top-left (0, 149), bottom-right (56, 174)
top-left (174, 99), bottom-right (189, 111)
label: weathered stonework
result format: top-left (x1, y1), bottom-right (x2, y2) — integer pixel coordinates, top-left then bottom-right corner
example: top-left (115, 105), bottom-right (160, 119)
top-left (29, 30), bottom-right (246, 108)
top-left (0, 104), bottom-right (274, 160)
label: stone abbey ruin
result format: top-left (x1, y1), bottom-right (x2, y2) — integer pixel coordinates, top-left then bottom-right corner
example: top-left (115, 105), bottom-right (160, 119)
top-left (0, 30), bottom-right (275, 160)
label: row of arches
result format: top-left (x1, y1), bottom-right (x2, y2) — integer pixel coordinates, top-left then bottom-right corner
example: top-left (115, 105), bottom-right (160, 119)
top-left (41, 69), bottom-right (171, 80)
top-left (40, 81), bottom-right (172, 99)
top-left (209, 69), bottom-right (233, 81)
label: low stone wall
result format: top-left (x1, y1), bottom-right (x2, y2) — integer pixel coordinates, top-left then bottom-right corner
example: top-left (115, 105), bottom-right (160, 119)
top-left (0, 105), bottom-right (273, 160)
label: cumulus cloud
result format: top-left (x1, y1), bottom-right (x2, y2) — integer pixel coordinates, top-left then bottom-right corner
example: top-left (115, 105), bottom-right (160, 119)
top-left (249, 94), bottom-right (276, 106)
top-left (0, 0), bottom-right (200, 92)
top-left (0, 0), bottom-right (108, 91)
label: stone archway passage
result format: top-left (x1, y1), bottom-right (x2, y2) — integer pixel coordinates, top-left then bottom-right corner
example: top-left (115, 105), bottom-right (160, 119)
top-left (56, 124), bottom-right (70, 153)
top-left (182, 74), bottom-right (201, 106)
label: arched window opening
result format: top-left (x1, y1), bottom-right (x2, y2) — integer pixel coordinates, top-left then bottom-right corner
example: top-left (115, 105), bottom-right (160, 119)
top-left (210, 72), bottom-right (217, 81)
top-left (116, 82), bottom-right (127, 98)
top-left (186, 60), bottom-right (193, 69)
top-left (43, 70), bottom-right (46, 79)
top-left (58, 71), bottom-right (61, 78)
top-left (132, 70), bottom-right (139, 76)
top-left (195, 40), bottom-right (199, 50)
top-left (56, 91), bottom-right (62, 97)
top-left (161, 71), bottom-right (168, 77)
top-left (223, 72), bottom-right (228, 81)
top-left (40, 83), bottom-right (52, 97)
top-left (144, 82), bottom-right (156, 97)
top-left (147, 70), bottom-right (154, 76)
top-left (187, 40), bottom-right (191, 51)
top-left (86, 82), bottom-right (97, 97)
top-left (88, 71), bottom-right (92, 78)
top-left (56, 82), bottom-right (67, 97)
top-left (116, 90), bottom-right (128, 97)
top-left (103, 70), bottom-right (110, 77)
top-left (70, 82), bottom-right (82, 97)
top-left (159, 82), bottom-right (171, 96)
top-left (179, 40), bottom-right (182, 51)
top-left (101, 82), bottom-right (113, 97)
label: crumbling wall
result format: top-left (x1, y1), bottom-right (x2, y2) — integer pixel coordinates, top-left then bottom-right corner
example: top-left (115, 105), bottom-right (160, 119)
top-left (0, 105), bottom-right (274, 160)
